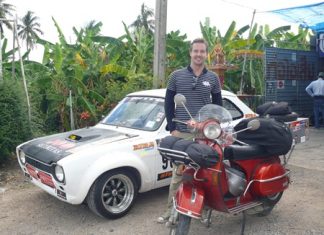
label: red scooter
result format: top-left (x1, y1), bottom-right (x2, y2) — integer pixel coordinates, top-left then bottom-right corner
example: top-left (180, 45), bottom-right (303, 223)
top-left (158, 94), bottom-right (293, 235)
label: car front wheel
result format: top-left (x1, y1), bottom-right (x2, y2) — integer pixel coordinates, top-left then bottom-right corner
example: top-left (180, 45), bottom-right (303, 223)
top-left (87, 169), bottom-right (138, 219)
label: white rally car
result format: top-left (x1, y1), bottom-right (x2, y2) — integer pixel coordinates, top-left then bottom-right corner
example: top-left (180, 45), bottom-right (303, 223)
top-left (16, 89), bottom-right (256, 219)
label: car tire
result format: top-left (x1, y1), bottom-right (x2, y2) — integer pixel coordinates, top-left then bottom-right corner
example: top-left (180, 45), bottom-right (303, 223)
top-left (86, 169), bottom-right (138, 219)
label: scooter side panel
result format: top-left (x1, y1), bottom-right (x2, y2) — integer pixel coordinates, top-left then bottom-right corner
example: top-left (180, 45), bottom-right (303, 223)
top-left (251, 162), bottom-right (289, 196)
top-left (175, 183), bottom-right (205, 219)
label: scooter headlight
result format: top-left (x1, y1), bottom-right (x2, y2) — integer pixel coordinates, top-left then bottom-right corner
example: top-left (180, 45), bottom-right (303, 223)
top-left (18, 150), bottom-right (26, 164)
top-left (55, 165), bottom-right (65, 183)
top-left (203, 123), bottom-right (222, 139)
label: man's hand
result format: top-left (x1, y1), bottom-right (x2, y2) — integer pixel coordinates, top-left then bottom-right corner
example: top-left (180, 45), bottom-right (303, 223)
top-left (221, 131), bottom-right (234, 146)
top-left (186, 119), bottom-right (197, 128)
top-left (171, 130), bottom-right (181, 136)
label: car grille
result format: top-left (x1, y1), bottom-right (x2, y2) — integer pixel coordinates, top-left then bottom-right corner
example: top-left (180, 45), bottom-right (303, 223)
top-left (25, 155), bottom-right (54, 175)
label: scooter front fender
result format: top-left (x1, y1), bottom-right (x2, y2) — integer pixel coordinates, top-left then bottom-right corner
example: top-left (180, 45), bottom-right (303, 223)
top-left (175, 183), bottom-right (205, 219)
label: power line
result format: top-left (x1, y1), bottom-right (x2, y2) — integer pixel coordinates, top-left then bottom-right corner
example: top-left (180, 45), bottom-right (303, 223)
top-left (217, 0), bottom-right (277, 14)
top-left (218, 0), bottom-right (258, 11)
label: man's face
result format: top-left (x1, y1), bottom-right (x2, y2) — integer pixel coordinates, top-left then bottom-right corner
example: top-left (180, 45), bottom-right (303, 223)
top-left (190, 42), bottom-right (208, 66)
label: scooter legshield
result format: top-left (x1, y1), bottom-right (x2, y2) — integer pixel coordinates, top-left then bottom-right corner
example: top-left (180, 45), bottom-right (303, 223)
top-left (175, 183), bottom-right (205, 219)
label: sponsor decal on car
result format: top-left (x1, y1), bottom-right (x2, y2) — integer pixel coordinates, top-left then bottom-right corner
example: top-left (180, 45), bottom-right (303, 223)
top-left (133, 142), bottom-right (155, 151)
top-left (157, 171), bottom-right (172, 181)
top-left (37, 139), bottom-right (76, 154)
top-left (37, 143), bottom-right (64, 154)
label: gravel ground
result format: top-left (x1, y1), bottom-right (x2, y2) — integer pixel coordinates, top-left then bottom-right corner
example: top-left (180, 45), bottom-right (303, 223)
top-left (0, 128), bottom-right (323, 235)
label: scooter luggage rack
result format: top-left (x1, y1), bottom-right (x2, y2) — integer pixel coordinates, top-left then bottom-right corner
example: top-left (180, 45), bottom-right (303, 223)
top-left (283, 141), bottom-right (296, 165)
top-left (158, 147), bottom-right (199, 168)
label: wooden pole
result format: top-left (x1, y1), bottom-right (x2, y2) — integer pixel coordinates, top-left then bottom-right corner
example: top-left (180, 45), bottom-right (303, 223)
top-left (69, 90), bottom-right (75, 130)
top-left (14, 17), bottom-right (31, 124)
top-left (12, 21), bottom-right (16, 78)
top-left (0, 26), bottom-right (3, 82)
top-left (153, 0), bottom-right (168, 88)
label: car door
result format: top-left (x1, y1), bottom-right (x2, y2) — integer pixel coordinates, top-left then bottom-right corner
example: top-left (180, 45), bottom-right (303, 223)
top-left (153, 121), bottom-right (173, 189)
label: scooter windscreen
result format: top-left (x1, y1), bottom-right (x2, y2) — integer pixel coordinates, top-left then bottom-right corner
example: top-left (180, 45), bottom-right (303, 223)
top-left (194, 104), bottom-right (235, 144)
top-left (194, 104), bottom-right (233, 124)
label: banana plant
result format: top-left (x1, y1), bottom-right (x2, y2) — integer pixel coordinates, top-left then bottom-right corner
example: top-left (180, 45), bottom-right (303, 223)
top-left (119, 22), bottom-right (154, 74)
top-left (34, 18), bottom-right (108, 131)
top-left (165, 30), bottom-right (190, 75)
top-left (237, 24), bottom-right (292, 95)
top-left (276, 27), bottom-right (313, 50)
top-left (200, 19), bottom-right (299, 95)
top-left (200, 19), bottom-right (251, 64)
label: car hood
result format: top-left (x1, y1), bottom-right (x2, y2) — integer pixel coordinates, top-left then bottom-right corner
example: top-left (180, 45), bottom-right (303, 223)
top-left (20, 127), bottom-right (138, 164)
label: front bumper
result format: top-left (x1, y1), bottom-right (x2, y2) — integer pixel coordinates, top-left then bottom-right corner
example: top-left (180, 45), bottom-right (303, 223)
top-left (18, 155), bottom-right (81, 205)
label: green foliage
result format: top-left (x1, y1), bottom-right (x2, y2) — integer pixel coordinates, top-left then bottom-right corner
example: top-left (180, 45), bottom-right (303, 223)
top-left (0, 80), bottom-right (31, 163)
top-left (105, 74), bottom-right (153, 112)
top-left (119, 22), bottom-right (154, 74)
top-left (33, 19), bottom-right (111, 131)
top-left (22, 62), bottom-right (58, 134)
top-left (166, 31), bottom-right (190, 74)
top-left (17, 11), bottom-right (44, 52)
top-left (1, 6), bottom-right (312, 135)
top-left (199, 19), bottom-right (312, 95)
top-left (129, 3), bottom-right (155, 35)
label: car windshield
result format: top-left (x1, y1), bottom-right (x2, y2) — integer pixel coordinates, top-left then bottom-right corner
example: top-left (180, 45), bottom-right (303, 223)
top-left (102, 96), bottom-right (165, 131)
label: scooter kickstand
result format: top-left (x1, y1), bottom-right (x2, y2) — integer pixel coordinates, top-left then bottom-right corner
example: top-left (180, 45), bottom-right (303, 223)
top-left (206, 209), bottom-right (212, 228)
top-left (240, 211), bottom-right (246, 235)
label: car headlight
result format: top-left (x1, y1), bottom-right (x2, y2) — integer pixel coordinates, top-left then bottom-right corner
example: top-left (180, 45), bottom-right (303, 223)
top-left (19, 150), bottom-right (26, 164)
top-left (203, 123), bottom-right (222, 139)
top-left (55, 165), bottom-right (65, 182)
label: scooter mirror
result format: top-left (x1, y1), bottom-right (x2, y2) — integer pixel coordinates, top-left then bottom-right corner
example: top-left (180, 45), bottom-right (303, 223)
top-left (247, 119), bottom-right (261, 130)
top-left (174, 94), bottom-right (187, 106)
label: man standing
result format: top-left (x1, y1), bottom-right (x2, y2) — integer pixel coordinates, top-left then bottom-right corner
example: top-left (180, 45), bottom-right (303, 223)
top-left (305, 72), bottom-right (324, 129)
top-left (157, 38), bottom-right (222, 223)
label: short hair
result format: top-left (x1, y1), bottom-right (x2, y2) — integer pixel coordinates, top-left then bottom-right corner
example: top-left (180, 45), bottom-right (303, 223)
top-left (190, 38), bottom-right (208, 52)
top-left (318, 72), bottom-right (324, 78)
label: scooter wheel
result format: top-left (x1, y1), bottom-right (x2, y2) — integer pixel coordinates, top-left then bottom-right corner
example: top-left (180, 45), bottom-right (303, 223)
top-left (175, 214), bottom-right (191, 235)
top-left (257, 192), bottom-right (283, 217)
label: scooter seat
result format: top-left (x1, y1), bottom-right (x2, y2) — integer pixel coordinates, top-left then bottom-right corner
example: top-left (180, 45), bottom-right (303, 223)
top-left (224, 144), bottom-right (272, 161)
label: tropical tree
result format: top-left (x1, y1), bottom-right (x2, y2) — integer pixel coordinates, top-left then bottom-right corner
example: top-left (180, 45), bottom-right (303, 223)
top-left (166, 30), bottom-right (190, 75)
top-left (0, 0), bottom-right (14, 33)
top-left (235, 24), bottom-right (292, 94)
top-left (200, 18), bottom-right (250, 64)
top-left (120, 22), bottom-right (154, 74)
top-left (33, 18), bottom-right (141, 131)
top-left (0, 37), bottom-right (19, 62)
top-left (200, 19), bottom-right (302, 95)
top-left (200, 19), bottom-right (253, 93)
top-left (33, 18), bottom-right (105, 130)
top-left (129, 3), bottom-right (155, 34)
top-left (277, 27), bottom-right (313, 50)
top-left (17, 11), bottom-right (43, 54)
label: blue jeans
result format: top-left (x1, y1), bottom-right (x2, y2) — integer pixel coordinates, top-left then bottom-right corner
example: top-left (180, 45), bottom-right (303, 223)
top-left (313, 98), bottom-right (324, 128)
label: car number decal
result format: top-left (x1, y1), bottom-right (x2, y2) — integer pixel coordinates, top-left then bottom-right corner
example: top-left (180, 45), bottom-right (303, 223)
top-left (161, 157), bottom-right (173, 169)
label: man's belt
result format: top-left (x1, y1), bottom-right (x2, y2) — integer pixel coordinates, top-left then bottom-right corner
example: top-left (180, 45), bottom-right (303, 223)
top-left (314, 95), bottom-right (324, 99)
